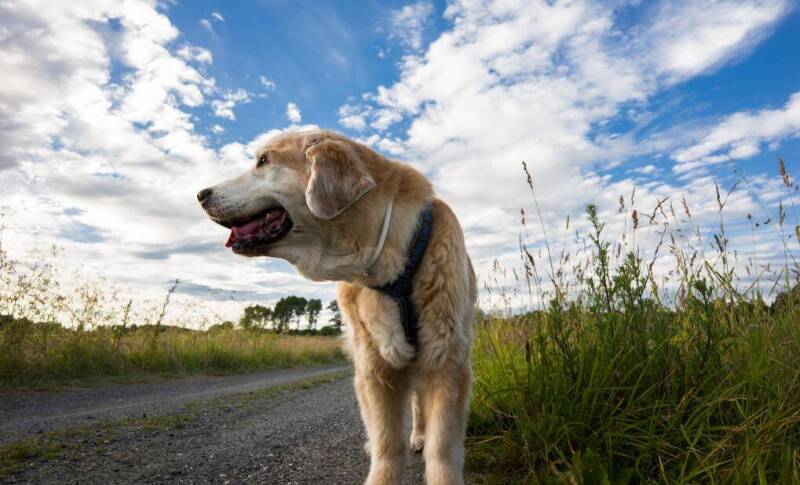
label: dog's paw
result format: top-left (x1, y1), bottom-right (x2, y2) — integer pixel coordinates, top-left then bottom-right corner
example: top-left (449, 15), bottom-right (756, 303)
top-left (378, 340), bottom-right (414, 370)
top-left (409, 433), bottom-right (425, 453)
top-left (363, 439), bottom-right (371, 455)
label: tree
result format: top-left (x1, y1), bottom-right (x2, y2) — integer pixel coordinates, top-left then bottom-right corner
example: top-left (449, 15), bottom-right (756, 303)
top-left (306, 299), bottom-right (322, 330)
top-left (239, 305), bottom-right (272, 330)
top-left (327, 300), bottom-right (342, 331)
top-left (209, 320), bottom-right (234, 332)
top-left (273, 296), bottom-right (307, 332)
top-left (272, 298), bottom-right (293, 333)
top-left (291, 296), bottom-right (308, 330)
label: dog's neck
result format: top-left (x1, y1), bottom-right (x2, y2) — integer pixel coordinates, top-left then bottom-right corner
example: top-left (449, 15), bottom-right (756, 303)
top-left (349, 157), bottom-right (434, 288)
top-left (356, 198), bottom-right (428, 288)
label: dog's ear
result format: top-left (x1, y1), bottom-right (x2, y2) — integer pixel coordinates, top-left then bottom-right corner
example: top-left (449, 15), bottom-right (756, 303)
top-left (304, 139), bottom-right (375, 219)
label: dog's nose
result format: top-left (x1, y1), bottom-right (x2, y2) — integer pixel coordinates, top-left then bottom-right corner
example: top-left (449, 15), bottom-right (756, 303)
top-left (197, 188), bottom-right (213, 203)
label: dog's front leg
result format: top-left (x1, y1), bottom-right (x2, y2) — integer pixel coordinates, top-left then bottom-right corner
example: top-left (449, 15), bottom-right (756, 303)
top-left (354, 368), bottom-right (410, 485)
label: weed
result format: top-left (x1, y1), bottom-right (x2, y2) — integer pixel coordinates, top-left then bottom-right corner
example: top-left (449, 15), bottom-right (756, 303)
top-left (0, 439), bottom-right (63, 477)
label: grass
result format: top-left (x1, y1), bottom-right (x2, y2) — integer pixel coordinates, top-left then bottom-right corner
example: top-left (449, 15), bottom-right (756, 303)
top-left (0, 228), bottom-right (345, 389)
top-left (469, 302), bottom-right (800, 483)
top-left (0, 440), bottom-right (63, 478)
top-left (0, 320), bottom-right (344, 389)
top-left (466, 161), bottom-right (800, 482)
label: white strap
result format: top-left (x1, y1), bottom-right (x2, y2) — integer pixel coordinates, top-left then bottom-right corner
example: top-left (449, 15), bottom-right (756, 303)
top-left (366, 199), bottom-right (393, 269)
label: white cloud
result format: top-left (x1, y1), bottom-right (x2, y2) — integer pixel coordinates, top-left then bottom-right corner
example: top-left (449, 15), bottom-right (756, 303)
top-left (199, 18), bottom-right (214, 34)
top-left (0, 0), bottom-right (795, 325)
top-left (643, 0), bottom-right (791, 82)
top-left (338, 104), bottom-right (368, 131)
top-left (211, 88), bottom-right (253, 121)
top-left (372, 109), bottom-right (403, 131)
top-left (201, 11), bottom-right (225, 36)
top-left (286, 102), bottom-right (302, 123)
top-left (631, 165), bottom-right (661, 176)
top-left (259, 75), bottom-right (276, 91)
top-left (341, 0), bottom-right (796, 302)
top-left (176, 45), bottom-right (213, 64)
top-left (389, 1), bottom-right (434, 51)
top-left (0, 1), bottom-right (327, 323)
top-left (337, 104), bottom-right (403, 133)
top-left (672, 91), bottom-right (800, 173)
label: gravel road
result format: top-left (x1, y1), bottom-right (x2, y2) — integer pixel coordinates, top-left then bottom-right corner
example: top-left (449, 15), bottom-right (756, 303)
top-left (0, 366), bottom-right (426, 484)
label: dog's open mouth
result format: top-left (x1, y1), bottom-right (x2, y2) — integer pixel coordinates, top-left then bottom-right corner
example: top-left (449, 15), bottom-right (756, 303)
top-left (224, 207), bottom-right (293, 252)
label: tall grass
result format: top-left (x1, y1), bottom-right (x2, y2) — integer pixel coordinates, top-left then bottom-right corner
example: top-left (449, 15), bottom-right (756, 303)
top-left (0, 232), bottom-right (343, 389)
top-left (468, 161), bottom-right (800, 482)
top-left (0, 319), bottom-right (343, 388)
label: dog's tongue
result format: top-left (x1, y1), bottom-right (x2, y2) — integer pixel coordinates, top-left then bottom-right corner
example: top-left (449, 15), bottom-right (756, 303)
top-left (233, 219), bottom-right (263, 238)
top-left (224, 209), bottom-right (287, 248)
top-left (225, 219), bottom-right (262, 248)
top-left (225, 231), bottom-right (236, 248)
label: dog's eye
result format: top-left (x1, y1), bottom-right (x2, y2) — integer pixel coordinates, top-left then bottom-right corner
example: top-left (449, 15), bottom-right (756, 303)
top-left (257, 154), bottom-right (269, 168)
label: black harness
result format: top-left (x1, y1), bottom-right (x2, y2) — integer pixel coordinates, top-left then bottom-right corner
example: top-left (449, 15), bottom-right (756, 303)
top-left (371, 202), bottom-right (434, 348)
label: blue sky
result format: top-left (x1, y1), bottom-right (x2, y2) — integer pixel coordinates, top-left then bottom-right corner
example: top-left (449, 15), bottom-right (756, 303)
top-left (0, 0), bottom-right (798, 324)
top-left (168, 1), bottom-right (800, 177)
top-left (169, 1), bottom-right (421, 140)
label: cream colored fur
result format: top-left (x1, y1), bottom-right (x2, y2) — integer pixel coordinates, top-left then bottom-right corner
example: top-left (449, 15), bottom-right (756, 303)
top-left (199, 129), bottom-right (477, 485)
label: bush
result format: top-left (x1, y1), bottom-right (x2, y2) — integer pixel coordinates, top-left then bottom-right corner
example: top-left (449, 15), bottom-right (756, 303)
top-left (317, 325), bottom-right (343, 336)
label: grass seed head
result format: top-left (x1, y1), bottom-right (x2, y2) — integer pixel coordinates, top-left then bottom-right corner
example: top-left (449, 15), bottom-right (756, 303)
top-left (779, 156), bottom-right (790, 187)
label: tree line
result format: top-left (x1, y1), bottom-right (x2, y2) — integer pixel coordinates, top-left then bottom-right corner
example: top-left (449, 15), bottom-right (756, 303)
top-left (235, 297), bottom-right (342, 334)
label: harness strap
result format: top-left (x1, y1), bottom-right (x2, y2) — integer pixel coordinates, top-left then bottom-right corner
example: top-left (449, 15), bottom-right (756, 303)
top-left (371, 202), bottom-right (434, 348)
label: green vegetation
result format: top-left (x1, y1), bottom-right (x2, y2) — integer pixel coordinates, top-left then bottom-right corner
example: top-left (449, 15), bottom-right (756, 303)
top-left (0, 229), bottom-right (345, 388)
top-left (0, 439), bottom-right (63, 478)
top-left (0, 318), bottom-right (344, 388)
top-left (467, 161), bottom-right (800, 482)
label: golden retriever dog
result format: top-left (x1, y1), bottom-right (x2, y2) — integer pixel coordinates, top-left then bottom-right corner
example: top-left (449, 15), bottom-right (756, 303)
top-left (198, 129), bottom-right (476, 485)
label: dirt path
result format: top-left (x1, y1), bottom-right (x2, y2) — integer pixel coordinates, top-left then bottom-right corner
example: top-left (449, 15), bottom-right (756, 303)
top-left (0, 366), bottom-right (426, 484)
top-left (0, 365), bottom-right (350, 444)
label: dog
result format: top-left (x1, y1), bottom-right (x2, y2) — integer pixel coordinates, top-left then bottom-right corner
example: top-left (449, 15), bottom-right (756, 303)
top-left (198, 129), bottom-right (476, 485)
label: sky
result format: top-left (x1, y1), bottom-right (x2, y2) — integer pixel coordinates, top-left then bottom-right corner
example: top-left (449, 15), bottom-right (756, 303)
top-left (1, 0), bottom-right (799, 326)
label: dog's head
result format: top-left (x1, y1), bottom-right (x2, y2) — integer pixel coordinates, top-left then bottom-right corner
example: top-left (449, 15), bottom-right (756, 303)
top-left (197, 130), bottom-right (384, 281)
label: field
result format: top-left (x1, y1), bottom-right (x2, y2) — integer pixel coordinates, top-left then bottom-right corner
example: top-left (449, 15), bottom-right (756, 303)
top-left (2, 166), bottom-right (799, 481)
top-left (0, 237), bottom-right (345, 389)
top-left (0, 320), bottom-right (344, 389)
